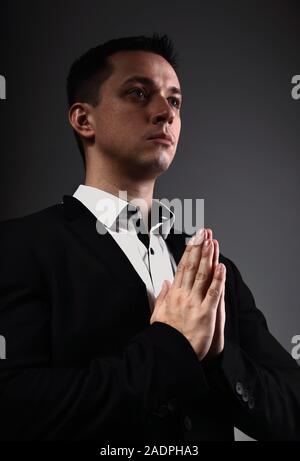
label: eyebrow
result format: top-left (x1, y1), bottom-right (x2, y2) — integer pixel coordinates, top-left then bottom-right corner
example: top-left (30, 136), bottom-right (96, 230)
top-left (121, 75), bottom-right (182, 97)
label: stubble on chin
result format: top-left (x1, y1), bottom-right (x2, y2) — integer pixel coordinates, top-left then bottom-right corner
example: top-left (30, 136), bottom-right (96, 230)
top-left (123, 150), bottom-right (172, 180)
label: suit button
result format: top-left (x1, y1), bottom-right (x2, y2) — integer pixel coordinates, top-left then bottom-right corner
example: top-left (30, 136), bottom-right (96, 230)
top-left (184, 415), bottom-right (192, 431)
top-left (248, 396), bottom-right (255, 410)
top-left (150, 247), bottom-right (155, 255)
top-left (242, 389), bottom-right (249, 402)
top-left (155, 404), bottom-right (169, 418)
top-left (236, 382), bottom-right (243, 395)
top-left (167, 398), bottom-right (177, 412)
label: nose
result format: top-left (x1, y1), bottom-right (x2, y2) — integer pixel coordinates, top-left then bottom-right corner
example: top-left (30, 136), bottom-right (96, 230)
top-left (150, 95), bottom-right (176, 125)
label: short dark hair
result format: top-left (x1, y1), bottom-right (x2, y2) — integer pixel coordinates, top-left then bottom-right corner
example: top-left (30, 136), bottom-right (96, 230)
top-left (66, 33), bottom-right (179, 167)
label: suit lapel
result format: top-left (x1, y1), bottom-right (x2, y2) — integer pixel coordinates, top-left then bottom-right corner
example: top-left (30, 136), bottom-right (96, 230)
top-left (63, 194), bottom-right (145, 288)
top-left (165, 226), bottom-right (191, 265)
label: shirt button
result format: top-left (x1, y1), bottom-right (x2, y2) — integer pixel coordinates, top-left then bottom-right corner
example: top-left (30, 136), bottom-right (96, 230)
top-left (183, 415), bottom-right (192, 431)
top-left (150, 247), bottom-right (154, 255)
top-left (236, 382), bottom-right (243, 395)
top-left (248, 396), bottom-right (255, 410)
top-left (242, 389), bottom-right (249, 402)
top-left (167, 398), bottom-right (177, 412)
top-left (156, 405), bottom-right (169, 418)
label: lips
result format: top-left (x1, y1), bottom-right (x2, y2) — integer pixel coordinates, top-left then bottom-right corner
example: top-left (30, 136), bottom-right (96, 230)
top-left (147, 132), bottom-right (174, 145)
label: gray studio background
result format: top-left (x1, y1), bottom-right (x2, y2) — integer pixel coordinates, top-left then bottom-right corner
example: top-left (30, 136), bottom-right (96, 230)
top-left (1, 0), bottom-right (300, 441)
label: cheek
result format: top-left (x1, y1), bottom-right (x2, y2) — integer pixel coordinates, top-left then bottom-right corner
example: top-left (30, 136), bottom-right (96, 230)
top-left (99, 106), bottom-right (139, 133)
top-left (94, 108), bottom-right (122, 137)
top-left (174, 119), bottom-right (181, 139)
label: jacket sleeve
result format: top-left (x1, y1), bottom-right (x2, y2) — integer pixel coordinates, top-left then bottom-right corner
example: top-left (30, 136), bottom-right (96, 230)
top-left (0, 221), bottom-right (208, 440)
top-left (204, 256), bottom-right (300, 441)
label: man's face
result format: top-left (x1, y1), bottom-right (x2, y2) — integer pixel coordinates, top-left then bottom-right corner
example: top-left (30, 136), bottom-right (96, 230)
top-left (88, 50), bottom-right (182, 179)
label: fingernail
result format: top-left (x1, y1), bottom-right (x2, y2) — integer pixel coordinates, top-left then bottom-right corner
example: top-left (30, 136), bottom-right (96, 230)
top-left (193, 228), bottom-right (205, 245)
top-left (188, 235), bottom-right (195, 246)
top-left (196, 227), bottom-right (204, 236)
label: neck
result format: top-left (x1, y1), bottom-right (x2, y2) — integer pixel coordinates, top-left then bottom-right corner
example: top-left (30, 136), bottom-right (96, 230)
top-left (84, 156), bottom-right (155, 229)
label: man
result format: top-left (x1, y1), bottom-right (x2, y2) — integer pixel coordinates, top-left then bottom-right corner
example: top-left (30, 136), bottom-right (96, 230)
top-left (0, 34), bottom-right (299, 441)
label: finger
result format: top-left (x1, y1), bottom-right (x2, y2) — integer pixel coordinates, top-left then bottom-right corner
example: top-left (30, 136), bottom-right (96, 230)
top-left (180, 228), bottom-right (206, 290)
top-left (204, 285), bottom-right (226, 359)
top-left (191, 236), bottom-right (215, 300)
top-left (173, 240), bottom-right (193, 288)
top-left (214, 286), bottom-right (226, 343)
top-left (215, 286), bottom-right (225, 330)
top-left (201, 263), bottom-right (226, 315)
top-left (173, 228), bottom-right (206, 289)
top-left (189, 227), bottom-right (207, 246)
top-left (221, 287), bottom-right (226, 327)
top-left (206, 228), bottom-right (216, 279)
top-left (206, 229), bottom-right (214, 259)
top-left (206, 237), bottom-right (219, 290)
top-left (206, 228), bottom-right (213, 241)
top-left (212, 239), bottom-right (219, 271)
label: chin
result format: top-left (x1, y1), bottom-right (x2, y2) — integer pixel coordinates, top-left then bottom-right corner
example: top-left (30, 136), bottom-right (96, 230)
top-left (126, 147), bottom-right (175, 178)
top-left (144, 153), bottom-right (172, 177)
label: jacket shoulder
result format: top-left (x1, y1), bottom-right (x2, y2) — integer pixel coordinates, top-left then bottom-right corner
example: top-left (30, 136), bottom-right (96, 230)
top-left (0, 203), bottom-right (65, 248)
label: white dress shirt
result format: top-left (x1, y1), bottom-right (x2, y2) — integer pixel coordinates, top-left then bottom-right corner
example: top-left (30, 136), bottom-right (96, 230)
top-left (73, 185), bottom-right (177, 312)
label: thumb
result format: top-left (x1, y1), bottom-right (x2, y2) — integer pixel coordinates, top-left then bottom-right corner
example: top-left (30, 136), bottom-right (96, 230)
top-left (151, 281), bottom-right (170, 325)
top-left (156, 280), bottom-right (170, 304)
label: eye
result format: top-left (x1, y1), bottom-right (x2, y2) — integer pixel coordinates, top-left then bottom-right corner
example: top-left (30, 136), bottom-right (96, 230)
top-left (169, 97), bottom-right (181, 109)
top-left (128, 88), bottom-right (147, 99)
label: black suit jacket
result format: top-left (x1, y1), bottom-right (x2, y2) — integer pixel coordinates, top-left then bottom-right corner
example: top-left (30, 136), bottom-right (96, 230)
top-left (0, 195), bottom-right (299, 441)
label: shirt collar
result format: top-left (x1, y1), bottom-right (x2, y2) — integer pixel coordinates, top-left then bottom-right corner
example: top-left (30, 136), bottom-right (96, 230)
top-left (73, 184), bottom-right (175, 239)
top-left (149, 198), bottom-right (175, 239)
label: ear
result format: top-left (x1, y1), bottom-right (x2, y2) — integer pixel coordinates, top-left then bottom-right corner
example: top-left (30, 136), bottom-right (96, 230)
top-left (68, 103), bottom-right (95, 141)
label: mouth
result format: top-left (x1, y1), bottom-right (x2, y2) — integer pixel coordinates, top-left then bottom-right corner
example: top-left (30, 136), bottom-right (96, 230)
top-left (147, 138), bottom-right (173, 146)
top-left (147, 132), bottom-right (174, 147)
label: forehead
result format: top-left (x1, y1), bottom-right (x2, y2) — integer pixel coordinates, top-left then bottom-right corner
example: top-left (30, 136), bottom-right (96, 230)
top-left (106, 50), bottom-right (181, 89)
